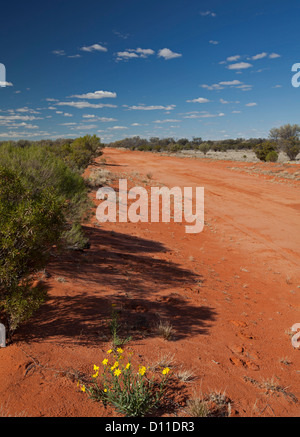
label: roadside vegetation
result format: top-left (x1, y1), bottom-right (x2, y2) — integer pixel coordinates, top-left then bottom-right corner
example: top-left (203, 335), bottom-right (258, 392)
top-left (0, 135), bottom-right (103, 336)
top-left (106, 123), bottom-right (300, 162)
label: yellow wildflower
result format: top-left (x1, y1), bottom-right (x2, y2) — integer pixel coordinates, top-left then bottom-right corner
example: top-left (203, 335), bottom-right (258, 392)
top-left (107, 349), bottom-right (113, 354)
top-left (114, 368), bottom-right (121, 377)
top-left (138, 366), bottom-right (146, 376)
top-left (102, 358), bottom-right (108, 366)
top-left (162, 367), bottom-right (170, 375)
top-left (93, 364), bottom-right (100, 371)
top-left (117, 348), bottom-right (124, 354)
top-left (81, 385), bottom-right (86, 392)
top-left (125, 363), bottom-right (131, 370)
top-left (110, 361), bottom-right (119, 371)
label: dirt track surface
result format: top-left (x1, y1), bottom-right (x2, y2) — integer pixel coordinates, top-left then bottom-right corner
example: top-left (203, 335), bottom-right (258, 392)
top-left (0, 148), bottom-right (299, 417)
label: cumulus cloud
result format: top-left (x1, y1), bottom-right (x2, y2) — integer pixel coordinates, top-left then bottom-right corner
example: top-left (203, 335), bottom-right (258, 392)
top-left (249, 52), bottom-right (268, 60)
top-left (80, 43), bottom-right (107, 53)
top-left (269, 53), bottom-right (281, 58)
top-left (69, 90), bottom-right (117, 99)
top-left (82, 115), bottom-right (117, 122)
top-left (200, 79), bottom-right (252, 91)
top-left (226, 55), bottom-right (241, 62)
top-left (115, 48), bottom-right (155, 61)
top-left (153, 119), bottom-right (181, 123)
top-left (108, 126), bottom-right (128, 130)
top-left (157, 48), bottom-right (182, 60)
top-left (227, 62), bottom-right (252, 70)
top-left (186, 97), bottom-right (210, 103)
top-left (125, 104), bottom-right (176, 111)
top-left (56, 101), bottom-right (117, 109)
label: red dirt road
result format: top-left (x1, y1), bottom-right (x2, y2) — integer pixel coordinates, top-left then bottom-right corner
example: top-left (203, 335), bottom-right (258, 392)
top-left (0, 148), bottom-right (299, 417)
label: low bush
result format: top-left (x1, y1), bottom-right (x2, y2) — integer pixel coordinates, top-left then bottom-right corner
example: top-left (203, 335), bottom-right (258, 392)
top-left (253, 141), bottom-right (277, 161)
top-left (265, 150), bottom-right (278, 162)
top-left (0, 167), bottom-right (65, 334)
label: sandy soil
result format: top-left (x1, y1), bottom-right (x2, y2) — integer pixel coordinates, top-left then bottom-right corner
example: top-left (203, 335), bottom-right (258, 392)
top-left (0, 148), bottom-right (299, 418)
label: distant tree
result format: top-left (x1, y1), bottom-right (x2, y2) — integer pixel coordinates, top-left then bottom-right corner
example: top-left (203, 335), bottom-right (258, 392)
top-left (281, 137), bottom-right (300, 160)
top-left (269, 124), bottom-right (300, 141)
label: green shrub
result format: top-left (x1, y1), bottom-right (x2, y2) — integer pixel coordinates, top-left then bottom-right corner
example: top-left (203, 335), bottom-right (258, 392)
top-left (253, 141), bottom-right (277, 161)
top-left (0, 143), bottom-right (91, 250)
top-left (199, 143), bottom-right (210, 155)
top-left (0, 167), bottom-right (65, 333)
top-left (265, 150), bottom-right (278, 162)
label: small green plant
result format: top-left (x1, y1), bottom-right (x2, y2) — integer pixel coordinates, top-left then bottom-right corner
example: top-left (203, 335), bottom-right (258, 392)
top-left (265, 150), bottom-right (278, 162)
top-left (108, 306), bottom-right (132, 347)
top-left (79, 348), bottom-right (171, 417)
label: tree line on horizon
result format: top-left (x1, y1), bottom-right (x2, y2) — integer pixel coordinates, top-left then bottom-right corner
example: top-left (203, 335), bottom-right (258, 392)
top-left (105, 123), bottom-right (300, 161)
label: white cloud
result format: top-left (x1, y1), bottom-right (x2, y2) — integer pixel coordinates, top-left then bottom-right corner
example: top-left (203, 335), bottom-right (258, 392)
top-left (108, 126), bottom-right (128, 130)
top-left (80, 43), bottom-right (107, 53)
top-left (157, 48), bottom-right (182, 60)
top-left (269, 53), bottom-right (281, 58)
top-left (184, 112), bottom-right (224, 119)
top-left (68, 54), bottom-right (81, 58)
top-left (219, 80), bottom-right (243, 86)
top-left (200, 11), bottom-right (216, 17)
top-left (70, 90), bottom-right (117, 99)
top-left (0, 115), bottom-right (40, 121)
top-left (226, 55), bottom-right (241, 62)
top-left (46, 98), bottom-right (59, 102)
top-left (245, 102), bottom-right (257, 106)
top-left (116, 51), bottom-right (139, 60)
top-left (126, 104), bottom-right (176, 111)
top-left (131, 123), bottom-right (141, 126)
top-left (153, 119), bottom-right (180, 123)
top-left (115, 48), bottom-right (155, 61)
top-left (56, 101), bottom-right (117, 109)
top-left (63, 113), bottom-right (73, 117)
top-left (201, 83), bottom-right (224, 90)
top-left (15, 107), bottom-right (40, 114)
top-left (82, 116), bottom-right (117, 122)
top-left (209, 40), bottom-right (219, 45)
top-left (186, 97), bottom-right (210, 103)
top-left (227, 62), bottom-right (252, 70)
top-left (248, 52), bottom-right (268, 60)
top-left (135, 48), bottom-right (155, 57)
top-left (0, 81), bottom-right (13, 87)
top-left (52, 50), bottom-right (65, 56)
top-left (200, 79), bottom-right (252, 92)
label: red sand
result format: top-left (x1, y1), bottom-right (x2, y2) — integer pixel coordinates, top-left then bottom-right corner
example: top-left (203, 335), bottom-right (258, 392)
top-left (0, 148), bottom-right (299, 417)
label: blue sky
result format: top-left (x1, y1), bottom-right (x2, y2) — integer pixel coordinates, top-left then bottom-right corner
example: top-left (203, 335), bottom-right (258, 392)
top-left (0, 0), bottom-right (300, 142)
